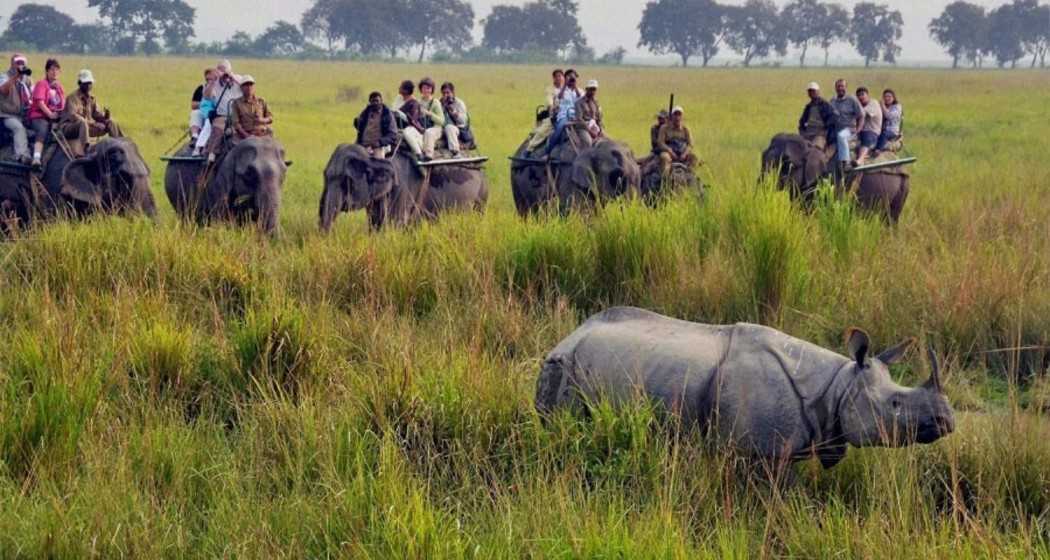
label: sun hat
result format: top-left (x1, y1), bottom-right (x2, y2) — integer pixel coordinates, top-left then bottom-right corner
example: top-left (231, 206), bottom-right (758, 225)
top-left (78, 69), bottom-right (95, 83)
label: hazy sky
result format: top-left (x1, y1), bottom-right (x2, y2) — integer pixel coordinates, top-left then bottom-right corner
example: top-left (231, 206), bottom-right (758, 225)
top-left (0, 0), bottom-right (1011, 64)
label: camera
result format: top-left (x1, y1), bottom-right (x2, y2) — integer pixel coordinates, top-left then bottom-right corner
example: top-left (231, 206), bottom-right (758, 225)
top-left (18, 67), bottom-right (32, 77)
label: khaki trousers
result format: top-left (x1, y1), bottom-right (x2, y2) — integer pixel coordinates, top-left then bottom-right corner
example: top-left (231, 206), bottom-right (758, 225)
top-left (403, 126), bottom-right (443, 157)
top-left (61, 119), bottom-right (123, 157)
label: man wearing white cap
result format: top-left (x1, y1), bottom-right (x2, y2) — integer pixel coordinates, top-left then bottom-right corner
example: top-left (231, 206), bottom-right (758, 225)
top-left (58, 69), bottom-right (122, 157)
top-left (797, 82), bottom-right (835, 150)
top-left (656, 106), bottom-right (697, 177)
top-left (575, 79), bottom-right (603, 139)
top-left (230, 75), bottom-right (273, 145)
top-left (0, 54), bottom-right (34, 162)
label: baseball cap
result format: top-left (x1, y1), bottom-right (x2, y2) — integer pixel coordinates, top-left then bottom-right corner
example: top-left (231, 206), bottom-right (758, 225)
top-left (240, 75), bottom-right (256, 85)
top-left (671, 106), bottom-right (684, 115)
top-left (586, 79), bottom-right (599, 89)
top-left (78, 69), bottom-right (95, 84)
top-left (807, 82), bottom-right (821, 91)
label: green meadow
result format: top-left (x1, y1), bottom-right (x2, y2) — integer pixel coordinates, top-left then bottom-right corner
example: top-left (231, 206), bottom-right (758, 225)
top-left (1, 56), bottom-right (1049, 557)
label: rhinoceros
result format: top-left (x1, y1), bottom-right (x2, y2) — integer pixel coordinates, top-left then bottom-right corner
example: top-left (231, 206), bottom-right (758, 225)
top-left (535, 307), bottom-right (955, 468)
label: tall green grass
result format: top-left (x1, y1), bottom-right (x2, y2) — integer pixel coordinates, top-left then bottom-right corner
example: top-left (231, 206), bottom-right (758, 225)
top-left (0, 61), bottom-right (1048, 556)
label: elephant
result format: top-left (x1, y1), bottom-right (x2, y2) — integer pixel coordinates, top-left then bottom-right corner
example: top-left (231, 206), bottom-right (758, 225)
top-left (165, 136), bottom-right (287, 234)
top-left (559, 138), bottom-right (642, 214)
top-left (761, 133), bottom-right (910, 223)
top-left (0, 164), bottom-right (40, 235)
top-left (511, 123), bottom-right (593, 216)
top-left (637, 155), bottom-right (702, 204)
top-left (318, 144), bottom-right (487, 232)
top-left (25, 137), bottom-right (155, 221)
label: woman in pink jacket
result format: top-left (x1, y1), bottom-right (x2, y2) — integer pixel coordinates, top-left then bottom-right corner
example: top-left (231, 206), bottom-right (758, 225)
top-left (28, 58), bottom-right (64, 168)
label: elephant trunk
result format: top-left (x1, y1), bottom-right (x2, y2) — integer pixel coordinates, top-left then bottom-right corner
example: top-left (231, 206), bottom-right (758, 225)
top-left (255, 168), bottom-right (282, 235)
top-left (319, 179), bottom-right (347, 234)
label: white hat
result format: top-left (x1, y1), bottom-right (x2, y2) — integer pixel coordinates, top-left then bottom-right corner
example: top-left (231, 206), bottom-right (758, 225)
top-left (78, 69), bottom-right (95, 84)
top-left (218, 59), bottom-right (232, 72)
top-left (807, 81), bottom-right (821, 91)
top-left (586, 79), bottom-right (599, 89)
top-left (240, 75), bottom-right (255, 85)
top-left (671, 106), bottom-right (684, 115)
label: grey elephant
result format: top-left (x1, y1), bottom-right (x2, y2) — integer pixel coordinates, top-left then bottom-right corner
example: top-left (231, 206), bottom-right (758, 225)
top-left (559, 138), bottom-right (642, 214)
top-left (165, 136), bottom-right (287, 234)
top-left (638, 156), bottom-right (702, 204)
top-left (536, 307), bottom-right (955, 469)
top-left (761, 133), bottom-right (911, 223)
top-left (27, 137), bottom-right (155, 220)
top-left (510, 124), bottom-right (593, 216)
top-left (319, 144), bottom-right (487, 232)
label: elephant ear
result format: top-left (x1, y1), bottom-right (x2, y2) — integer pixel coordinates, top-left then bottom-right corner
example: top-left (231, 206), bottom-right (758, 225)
top-left (61, 157), bottom-right (103, 206)
top-left (803, 146), bottom-right (827, 189)
top-left (345, 156), bottom-right (372, 208)
top-left (570, 152), bottom-right (596, 192)
top-left (368, 158), bottom-right (396, 200)
top-left (234, 144), bottom-right (258, 178)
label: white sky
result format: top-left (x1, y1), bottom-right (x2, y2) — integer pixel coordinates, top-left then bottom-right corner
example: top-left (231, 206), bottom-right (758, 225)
top-left (0, 0), bottom-right (1012, 64)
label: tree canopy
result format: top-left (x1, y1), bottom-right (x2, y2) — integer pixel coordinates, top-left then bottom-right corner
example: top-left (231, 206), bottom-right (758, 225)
top-left (637, 0), bottom-right (727, 67)
top-left (482, 0), bottom-right (585, 57)
top-left (87, 0), bottom-right (196, 54)
top-left (929, 1), bottom-right (988, 68)
top-left (723, 0), bottom-right (788, 67)
top-left (3, 3), bottom-right (76, 52)
top-left (848, 2), bottom-right (904, 67)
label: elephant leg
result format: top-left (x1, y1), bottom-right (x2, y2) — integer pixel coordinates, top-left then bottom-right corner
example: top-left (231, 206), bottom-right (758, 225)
top-left (367, 198), bottom-right (388, 231)
top-left (889, 177), bottom-right (909, 224)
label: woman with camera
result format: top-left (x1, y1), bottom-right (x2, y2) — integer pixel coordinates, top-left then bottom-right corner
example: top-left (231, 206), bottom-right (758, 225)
top-left (28, 58), bottom-right (64, 169)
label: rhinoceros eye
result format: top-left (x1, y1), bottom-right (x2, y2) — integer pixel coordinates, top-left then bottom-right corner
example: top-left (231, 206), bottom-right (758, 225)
top-left (891, 398), bottom-right (902, 409)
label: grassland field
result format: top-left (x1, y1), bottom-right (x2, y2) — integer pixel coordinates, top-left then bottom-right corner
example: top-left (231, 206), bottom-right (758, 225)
top-left (1, 55), bottom-right (1050, 557)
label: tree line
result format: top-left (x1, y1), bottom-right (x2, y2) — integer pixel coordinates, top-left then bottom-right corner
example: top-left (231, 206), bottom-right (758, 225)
top-left (929, 0), bottom-right (1049, 68)
top-left (0, 0), bottom-right (1046, 68)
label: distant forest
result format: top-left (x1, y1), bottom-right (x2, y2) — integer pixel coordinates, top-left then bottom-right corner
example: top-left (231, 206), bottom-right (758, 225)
top-left (0, 0), bottom-right (1047, 68)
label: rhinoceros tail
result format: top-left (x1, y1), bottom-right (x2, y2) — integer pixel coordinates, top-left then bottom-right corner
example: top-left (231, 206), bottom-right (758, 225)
top-left (535, 355), bottom-right (573, 416)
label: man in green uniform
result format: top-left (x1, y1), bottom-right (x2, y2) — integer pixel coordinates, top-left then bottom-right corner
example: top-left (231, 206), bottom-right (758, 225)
top-left (656, 106), bottom-right (697, 177)
top-left (230, 75), bottom-right (273, 145)
top-left (59, 69), bottom-right (122, 157)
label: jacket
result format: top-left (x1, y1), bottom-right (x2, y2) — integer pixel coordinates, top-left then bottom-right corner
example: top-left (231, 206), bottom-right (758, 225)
top-left (355, 105), bottom-right (398, 147)
top-left (798, 97), bottom-right (835, 144)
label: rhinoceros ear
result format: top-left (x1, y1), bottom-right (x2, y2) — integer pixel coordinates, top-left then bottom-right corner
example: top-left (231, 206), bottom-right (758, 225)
top-left (845, 328), bottom-right (870, 367)
top-left (876, 338), bottom-right (915, 365)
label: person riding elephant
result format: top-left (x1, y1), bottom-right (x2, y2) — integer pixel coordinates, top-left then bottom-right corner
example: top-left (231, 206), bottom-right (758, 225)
top-left (58, 69), bottom-right (122, 158)
top-left (559, 139), bottom-right (641, 214)
top-left (511, 120), bottom-right (594, 216)
top-left (0, 136), bottom-right (154, 230)
top-left (165, 136), bottom-right (287, 235)
top-left (41, 136), bottom-right (154, 218)
top-left (318, 144), bottom-right (487, 232)
top-left (761, 133), bottom-right (911, 223)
